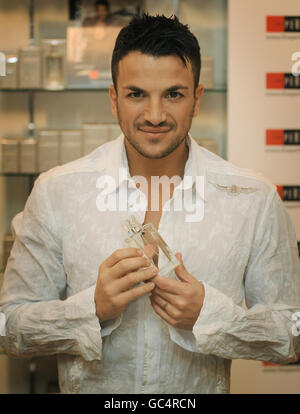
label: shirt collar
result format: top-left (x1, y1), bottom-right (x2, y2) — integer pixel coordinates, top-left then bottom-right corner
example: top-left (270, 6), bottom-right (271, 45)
top-left (104, 133), bottom-right (207, 201)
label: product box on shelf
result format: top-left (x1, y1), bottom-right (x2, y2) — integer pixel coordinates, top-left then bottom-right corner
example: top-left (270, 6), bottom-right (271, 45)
top-left (41, 39), bottom-right (66, 90)
top-left (201, 56), bottom-right (214, 90)
top-left (194, 137), bottom-right (218, 155)
top-left (82, 123), bottom-right (112, 155)
top-left (37, 130), bottom-right (60, 172)
top-left (66, 26), bottom-right (122, 88)
top-left (20, 138), bottom-right (38, 173)
top-left (19, 45), bottom-right (42, 89)
top-left (1, 138), bottom-right (19, 173)
top-left (60, 129), bottom-right (82, 164)
top-left (0, 51), bottom-right (19, 89)
top-left (2, 233), bottom-right (14, 270)
top-left (110, 123), bottom-right (122, 140)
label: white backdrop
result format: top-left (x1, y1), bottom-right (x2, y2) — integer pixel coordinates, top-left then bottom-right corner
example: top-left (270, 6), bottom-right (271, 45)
top-left (228, 0), bottom-right (300, 241)
top-left (228, 0), bottom-right (300, 394)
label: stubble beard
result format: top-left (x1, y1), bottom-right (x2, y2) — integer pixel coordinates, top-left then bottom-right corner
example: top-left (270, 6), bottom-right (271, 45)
top-left (116, 102), bottom-right (195, 159)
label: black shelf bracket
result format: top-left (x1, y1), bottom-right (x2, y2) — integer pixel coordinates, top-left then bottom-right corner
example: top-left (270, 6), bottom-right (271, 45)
top-left (29, 0), bottom-right (35, 45)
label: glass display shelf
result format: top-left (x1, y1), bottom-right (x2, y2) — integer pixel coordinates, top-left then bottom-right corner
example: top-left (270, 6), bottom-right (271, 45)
top-left (204, 86), bottom-right (227, 93)
top-left (0, 88), bottom-right (111, 92)
top-left (0, 173), bottom-right (38, 177)
top-left (0, 87), bottom-right (227, 93)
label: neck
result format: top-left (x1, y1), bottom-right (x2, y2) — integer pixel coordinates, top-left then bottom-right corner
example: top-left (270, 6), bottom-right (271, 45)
top-left (124, 137), bottom-right (189, 181)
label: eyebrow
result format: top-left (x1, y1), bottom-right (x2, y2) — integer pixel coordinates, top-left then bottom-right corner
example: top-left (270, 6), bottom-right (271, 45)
top-left (166, 85), bottom-right (189, 92)
top-left (123, 85), bottom-right (189, 93)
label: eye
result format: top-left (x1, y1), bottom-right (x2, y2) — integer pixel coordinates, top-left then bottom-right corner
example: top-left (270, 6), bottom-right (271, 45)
top-left (167, 91), bottom-right (183, 99)
top-left (127, 91), bottom-right (144, 98)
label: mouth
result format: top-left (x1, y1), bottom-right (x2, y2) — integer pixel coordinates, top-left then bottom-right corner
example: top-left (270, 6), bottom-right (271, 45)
top-left (138, 128), bottom-right (172, 138)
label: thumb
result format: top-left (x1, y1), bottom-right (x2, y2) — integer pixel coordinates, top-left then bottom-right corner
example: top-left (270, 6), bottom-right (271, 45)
top-left (174, 253), bottom-right (192, 282)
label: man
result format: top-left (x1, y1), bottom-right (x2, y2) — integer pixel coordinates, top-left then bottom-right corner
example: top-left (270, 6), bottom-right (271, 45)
top-left (83, 0), bottom-right (110, 26)
top-left (0, 14), bottom-right (300, 394)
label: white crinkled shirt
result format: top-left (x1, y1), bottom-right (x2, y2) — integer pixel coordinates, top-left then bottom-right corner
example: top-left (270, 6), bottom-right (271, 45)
top-left (0, 134), bottom-right (299, 394)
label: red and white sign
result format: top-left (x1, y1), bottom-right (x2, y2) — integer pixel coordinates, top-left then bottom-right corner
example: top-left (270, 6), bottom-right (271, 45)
top-left (266, 16), bottom-right (300, 32)
top-left (266, 129), bottom-right (300, 145)
top-left (228, 0), bottom-right (300, 242)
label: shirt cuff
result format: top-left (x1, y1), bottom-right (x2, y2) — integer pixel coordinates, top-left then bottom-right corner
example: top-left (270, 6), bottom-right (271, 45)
top-left (167, 280), bottom-right (206, 353)
top-left (167, 324), bottom-right (198, 352)
top-left (100, 315), bottom-right (123, 337)
top-left (192, 281), bottom-right (239, 354)
top-left (168, 281), bottom-right (235, 354)
top-left (65, 285), bottom-right (102, 361)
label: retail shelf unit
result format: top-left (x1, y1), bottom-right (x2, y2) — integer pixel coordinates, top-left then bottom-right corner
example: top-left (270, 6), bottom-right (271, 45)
top-left (0, 0), bottom-right (227, 394)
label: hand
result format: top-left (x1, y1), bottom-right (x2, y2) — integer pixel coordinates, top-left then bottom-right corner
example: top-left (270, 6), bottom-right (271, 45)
top-left (149, 253), bottom-right (205, 330)
top-left (94, 247), bottom-right (157, 323)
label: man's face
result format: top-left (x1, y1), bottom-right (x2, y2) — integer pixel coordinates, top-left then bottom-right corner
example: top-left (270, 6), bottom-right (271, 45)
top-left (109, 51), bottom-right (203, 159)
top-left (96, 5), bottom-right (108, 21)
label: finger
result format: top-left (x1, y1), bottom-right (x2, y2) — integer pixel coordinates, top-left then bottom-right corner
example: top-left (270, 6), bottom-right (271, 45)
top-left (150, 293), bottom-right (167, 309)
top-left (150, 294), bottom-right (179, 319)
top-left (112, 255), bottom-right (152, 279)
top-left (151, 287), bottom-right (178, 305)
top-left (103, 248), bottom-right (143, 269)
top-left (152, 275), bottom-right (184, 295)
top-left (114, 266), bottom-right (158, 293)
top-left (150, 298), bottom-right (176, 326)
top-left (117, 281), bottom-right (155, 307)
top-left (174, 252), bottom-right (194, 283)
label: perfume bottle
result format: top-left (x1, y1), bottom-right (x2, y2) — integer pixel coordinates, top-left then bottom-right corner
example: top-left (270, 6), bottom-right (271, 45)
top-left (41, 39), bottom-right (66, 90)
top-left (122, 215), bottom-right (180, 278)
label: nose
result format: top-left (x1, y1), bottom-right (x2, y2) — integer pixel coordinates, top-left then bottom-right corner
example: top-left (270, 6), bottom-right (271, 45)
top-left (143, 97), bottom-right (167, 126)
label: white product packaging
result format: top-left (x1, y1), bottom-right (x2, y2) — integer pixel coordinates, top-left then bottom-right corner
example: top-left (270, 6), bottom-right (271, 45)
top-left (83, 123), bottom-right (111, 155)
top-left (19, 45), bottom-right (42, 89)
top-left (1, 139), bottom-right (19, 173)
top-left (60, 129), bottom-right (82, 164)
top-left (20, 138), bottom-right (38, 173)
top-left (38, 130), bottom-right (59, 172)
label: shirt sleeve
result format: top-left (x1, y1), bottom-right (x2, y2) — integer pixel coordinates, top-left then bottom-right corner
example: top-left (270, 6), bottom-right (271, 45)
top-left (0, 176), bottom-right (102, 361)
top-left (170, 188), bottom-right (300, 363)
top-left (100, 315), bottom-right (123, 337)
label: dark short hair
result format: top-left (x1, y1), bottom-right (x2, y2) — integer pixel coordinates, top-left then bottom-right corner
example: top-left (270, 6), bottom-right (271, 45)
top-left (111, 14), bottom-right (201, 91)
top-left (95, 0), bottom-right (109, 9)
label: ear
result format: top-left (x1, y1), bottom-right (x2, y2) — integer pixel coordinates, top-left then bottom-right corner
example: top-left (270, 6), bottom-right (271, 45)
top-left (109, 84), bottom-right (118, 120)
top-left (192, 84), bottom-right (204, 118)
